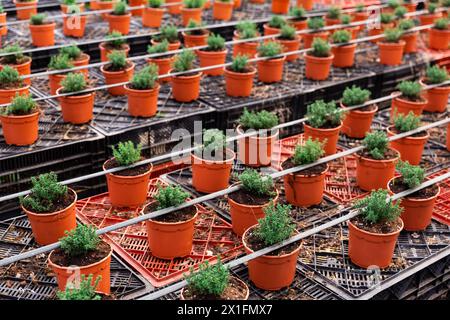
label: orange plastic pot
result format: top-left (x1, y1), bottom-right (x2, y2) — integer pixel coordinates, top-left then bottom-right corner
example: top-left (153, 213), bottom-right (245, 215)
top-left (271, 0), bottom-right (289, 14)
top-left (63, 15), bottom-right (87, 38)
top-left (263, 24), bottom-right (281, 36)
top-left (304, 53), bottom-right (334, 81)
top-left (419, 12), bottom-right (442, 28)
top-left (166, 0), bottom-right (182, 14)
top-left (72, 53), bottom-right (90, 78)
top-left (106, 13), bottom-right (131, 35)
top-left (29, 23), bottom-right (56, 47)
top-left (233, 0), bottom-right (241, 8)
top-left (401, 32), bottom-right (418, 53)
top-left (1, 57), bottom-right (32, 85)
top-left (297, 0), bottom-right (313, 10)
top-left (428, 28), bottom-right (450, 50)
top-left (345, 26), bottom-right (360, 40)
top-left (302, 31), bottom-right (329, 49)
top-left (353, 11), bottom-right (370, 31)
top-left (341, 102), bottom-right (378, 138)
top-left (181, 7), bottom-right (202, 26)
top-left (204, 0), bottom-right (211, 9)
top-left (99, 42), bottom-right (130, 62)
top-left (147, 56), bottom-right (175, 82)
top-left (256, 55), bottom-right (286, 83)
top-left (224, 67), bottom-right (256, 97)
top-left (291, 19), bottom-right (307, 31)
top-left (0, 111), bottom-right (39, 146)
top-left (48, 243), bottom-right (112, 295)
top-left (22, 188), bottom-right (77, 245)
top-left (14, 0), bottom-right (37, 20)
top-left (125, 83), bottom-right (160, 117)
top-left (420, 79), bottom-right (450, 112)
top-left (145, 203), bottom-right (199, 259)
top-left (0, 13), bottom-right (7, 36)
top-left (388, 177), bottom-right (439, 231)
top-left (57, 88), bottom-right (95, 124)
top-left (355, 149), bottom-right (399, 191)
top-left (387, 126), bottom-right (429, 165)
top-left (283, 162), bottom-right (328, 207)
top-left (197, 49), bottom-right (227, 76)
top-left (325, 17), bottom-right (341, 26)
top-left (142, 7), bottom-right (165, 27)
top-left (97, 0), bottom-right (118, 19)
top-left (90, 0), bottom-right (99, 10)
top-left (129, 0), bottom-right (145, 16)
top-left (61, 3), bottom-right (85, 13)
top-left (229, 189), bottom-right (279, 236)
top-left (100, 62), bottom-right (135, 96)
top-left (170, 71), bottom-right (202, 102)
top-left (378, 41), bottom-right (405, 66)
top-left (191, 149), bottom-right (235, 193)
top-left (182, 31), bottom-right (208, 48)
top-left (404, 3), bottom-right (416, 12)
top-left (390, 94), bottom-right (427, 119)
top-left (150, 39), bottom-right (181, 52)
top-left (213, 1), bottom-right (233, 21)
top-left (236, 125), bottom-right (278, 167)
top-left (104, 159), bottom-right (153, 207)
top-left (331, 43), bottom-right (356, 68)
top-left (49, 73), bottom-right (66, 95)
top-left (0, 85), bottom-right (30, 105)
top-left (278, 37), bottom-right (301, 61)
top-left (303, 122), bottom-right (342, 155)
top-left (232, 37), bottom-right (259, 58)
top-left (348, 218), bottom-right (403, 268)
top-left (243, 226), bottom-right (300, 290)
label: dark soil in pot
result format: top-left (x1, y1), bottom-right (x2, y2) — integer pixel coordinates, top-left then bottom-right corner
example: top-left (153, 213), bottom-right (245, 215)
top-left (50, 241), bottom-right (111, 267)
top-left (104, 158), bottom-right (151, 176)
top-left (104, 61), bottom-right (133, 72)
top-left (183, 277), bottom-right (248, 300)
top-left (0, 81), bottom-right (27, 90)
top-left (0, 56), bottom-right (31, 65)
top-left (357, 148), bottom-right (398, 160)
top-left (281, 159), bottom-right (327, 176)
top-left (389, 177), bottom-right (439, 199)
top-left (244, 227), bottom-right (300, 256)
top-left (398, 95), bottom-right (426, 103)
top-left (22, 188), bottom-right (76, 214)
top-left (305, 120), bottom-right (340, 129)
top-left (144, 202), bottom-right (196, 223)
top-left (389, 127), bottom-right (428, 138)
top-left (350, 216), bottom-right (402, 234)
top-left (102, 43), bottom-right (129, 51)
top-left (344, 104), bottom-right (377, 112)
top-left (193, 149), bottom-right (234, 161)
top-left (228, 187), bottom-right (276, 206)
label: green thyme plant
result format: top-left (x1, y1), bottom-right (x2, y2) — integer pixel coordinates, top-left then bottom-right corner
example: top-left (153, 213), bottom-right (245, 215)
top-left (173, 50), bottom-right (196, 72)
top-left (398, 19), bottom-right (415, 30)
top-left (257, 41), bottom-right (282, 57)
top-left (428, 3), bottom-right (437, 14)
top-left (202, 129), bottom-right (227, 155)
top-left (57, 274), bottom-right (101, 300)
top-left (255, 203), bottom-right (295, 246)
top-left (268, 15), bottom-right (287, 28)
top-left (112, 1), bottom-right (127, 15)
top-left (1, 45), bottom-right (26, 64)
top-left (236, 21), bottom-right (258, 39)
top-left (62, 0), bottom-right (76, 4)
top-left (185, 259), bottom-right (229, 297)
top-left (20, 172), bottom-right (68, 213)
top-left (326, 6), bottom-right (341, 19)
top-left (148, 0), bottom-right (164, 7)
top-left (434, 18), bottom-right (449, 30)
top-left (106, 31), bottom-right (126, 48)
top-left (393, 111), bottom-right (420, 132)
top-left (154, 184), bottom-right (189, 209)
top-left (356, 189), bottom-right (402, 224)
top-left (396, 160), bottom-right (424, 189)
top-left (383, 28), bottom-right (403, 43)
top-left (394, 6), bottom-right (407, 19)
top-left (397, 80), bottom-right (421, 100)
top-left (0, 66), bottom-right (22, 87)
top-left (362, 131), bottom-right (389, 160)
top-left (186, 19), bottom-right (206, 35)
top-left (290, 6), bottom-right (306, 20)
top-left (380, 13), bottom-right (394, 24)
top-left (48, 54), bottom-right (74, 70)
top-left (279, 25), bottom-right (297, 40)
top-left (183, 0), bottom-right (205, 9)
top-left (238, 169), bottom-right (274, 197)
top-left (60, 72), bottom-right (86, 93)
top-left (59, 45), bottom-right (82, 60)
top-left (106, 50), bottom-right (127, 71)
top-left (331, 29), bottom-right (351, 44)
top-left (356, 3), bottom-right (365, 12)
top-left (238, 108), bottom-right (279, 130)
top-left (30, 13), bottom-right (47, 25)
top-left (60, 225), bottom-right (100, 257)
top-left (292, 138), bottom-right (325, 165)
top-left (310, 38), bottom-right (330, 57)
top-left (154, 25), bottom-right (179, 43)
top-left (4, 94), bottom-right (36, 116)
top-left (342, 85), bottom-right (371, 106)
top-left (112, 141), bottom-right (142, 166)
top-left (147, 39), bottom-right (169, 54)
top-left (229, 55), bottom-right (249, 73)
top-left (130, 64), bottom-right (158, 90)
top-left (340, 14), bottom-right (352, 25)
top-left (206, 34), bottom-right (225, 51)
top-left (425, 65), bottom-right (449, 83)
top-left (307, 17), bottom-right (325, 31)
top-left (306, 100), bottom-right (344, 128)
top-left (387, 0), bottom-right (400, 9)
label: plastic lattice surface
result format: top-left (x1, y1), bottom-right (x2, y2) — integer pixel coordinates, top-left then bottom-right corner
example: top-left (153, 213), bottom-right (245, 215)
top-left (76, 178), bottom-right (244, 287)
top-left (427, 169), bottom-right (450, 226)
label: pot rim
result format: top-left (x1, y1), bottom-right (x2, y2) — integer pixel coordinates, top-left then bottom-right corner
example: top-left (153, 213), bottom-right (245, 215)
top-left (0, 109), bottom-right (40, 119)
top-left (48, 241), bottom-right (112, 269)
top-left (106, 12), bottom-right (132, 18)
top-left (331, 42), bottom-right (358, 49)
top-left (378, 40), bottom-right (406, 46)
top-left (224, 66), bottom-right (256, 76)
top-left (14, 0), bottom-right (38, 4)
top-left (340, 101), bottom-right (378, 114)
top-left (303, 120), bottom-right (343, 132)
top-left (430, 27), bottom-right (450, 33)
top-left (143, 201), bottom-right (199, 226)
top-left (180, 276), bottom-right (250, 300)
top-left (181, 7), bottom-right (203, 12)
top-left (56, 86), bottom-right (95, 99)
top-left (1, 55), bottom-right (32, 67)
top-left (147, 55), bottom-right (175, 62)
top-left (182, 30), bottom-right (210, 38)
top-left (255, 53), bottom-right (286, 63)
top-left (100, 61), bottom-right (135, 75)
top-left (99, 42), bottom-right (131, 51)
top-left (150, 39), bottom-right (181, 46)
top-left (74, 53), bottom-right (91, 63)
top-left (145, 6), bottom-right (166, 12)
top-left (0, 83), bottom-right (30, 92)
top-left (103, 157), bottom-right (153, 179)
top-left (168, 69), bottom-right (203, 79)
top-left (236, 124), bottom-right (279, 139)
top-left (387, 176), bottom-right (440, 202)
top-left (355, 147), bottom-right (400, 162)
top-left (304, 52), bottom-right (335, 61)
top-left (228, 183), bottom-right (279, 209)
top-left (191, 147), bottom-right (236, 165)
top-left (348, 217), bottom-right (404, 237)
top-left (419, 78), bottom-right (450, 91)
top-left (391, 91), bottom-right (428, 106)
top-left (281, 159), bottom-right (329, 178)
top-left (197, 48), bottom-right (228, 55)
top-left (124, 82), bottom-right (160, 94)
top-left (22, 187), bottom-right (78, 217)
top-left (29, 22), bottom-right (56, 28)
top-left (304, 30), bottom-right (330, 37)
top-left (387, 125), bottom-right (430, 141)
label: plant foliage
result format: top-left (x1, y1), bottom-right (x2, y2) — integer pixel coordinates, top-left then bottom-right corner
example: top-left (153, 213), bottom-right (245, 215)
top-left (355, 189), bottom-right (402, 224)
top-left (397, 80), bottom-right (421, 99)
top-left (130, 64), bottom-right (158, 90)
top-left (268, 15), bottom-right (287, 28)
top-left (396, 160), bottom-right (424, 189)
top-left (60, 225), bottom-right (101, 257)
top-left (5, 93), bottom-right (36, 116)
top-left (307, 17), bottom-right (325, 30)
top-left (238, 169), bottom-right (274, 196)
top-left (148, 39), bottom-right (169, 54)
top-left (257, 41), bottom-right (282, 57)
top-left (426, 65), bottom-right (448, 83)
top-left (173, 50), bottom-right (196, 72)
top-left (393, 111), bottom-right (420, 132)
top-left (48, 54), bottom-right (73, 70)
top-left (342, 85), bottom-right (371, 106)
top-left (154, 184), bottom-right (189, 209)
top-left (331, 29), bottom-right (351, 43)
top-left (238, 108), bottom-right (279, 130)
top-left (362, 131), bottom-right (389, 160)
top-left (292, 138), bottom-right (325, 165)
top-left (229, 55), bottom-right (249, 73)
top-left (206, 33), bottom-right (225, 51)
top-left (112, 141), bottom-right (142, 166)
top-left (310, 37), bottom-right (330, 57)
top-left (255, 203), bottom-right (295, 246)
top-left (306, 100), bottom-right (344, 128)
top-left (60, 72), bottom-right (86, 93)
top-left (106, 50), bottom-right (128, 71)
top-left (185, 259), bottom-right (229, 297)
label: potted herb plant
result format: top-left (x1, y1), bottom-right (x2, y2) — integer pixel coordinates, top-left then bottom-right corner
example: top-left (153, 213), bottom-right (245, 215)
top-left (29, 13), bottom-right (55, 47)
top-left (419, 3), bottom-right (442, 27)
top-left (20, 172), bottom-right (77, 245)
top-left (169, 50), bottom-right (202, 102)
top-left (147, 40), bottom-right (173, 82)
top-left (242, 203), bottom-right (300, 290)
top-left (353, 3), bottom-right (370, 31)
top-left (228, 169), bottom-right (279, 236)
top-left (104, 141), bottom-right (153, 207)
top-left (48, 54), bottom-right (74, 95)
top-left (0, 93), bottom-right (39, 146)
top-left (383, 0), bottom-right (400, 14)
top-left (151, 25), bottom-right (181, 51)
top-left (98, 0), bottom-right (119, 19)
top-left (99, 31), bottom-right (130, 62)
top-left (197, 33), bottom-right (227, 76)
top-left (181, 0), bottom-right (205, 26)
top-left (144, 184), bottom-right (198, 259)
top-left (213, 0), bottom-right (233, 21)
top-left (62, 4), bottom-right (87, 38)
top-left (263, 15), bottom-right (287, 36)
top-left (340, 14), bottom-right (359, 39)
top-left (388, 161), bottom-right (440, 231)
top-left (182, 259), bottom-right (249, 300)
top-left (388, 111), bottom-right (428, 165)
top-left (391, 80), bottom-right (427, 119)
top-left (14, 0), bottom-right (38, 20)
top-left (348, 189), bottom-right (403, 268)
top-left (304, 38), bottom-right (334, 81)
top-left (166, 0), bottom-right (182, 14)
top-left (368, 13), bottom-right (395, 43)
top-left (224, 55), bottom-right (256, 97)
top-left (331, 29), bottom-right (356, 68)
top-left (125, 64), bottom-right (160, 117)
top-left (106, 1), bottom-right (131, 35)
top-left (403, 0), bottom-right (416, 12)
top-left (303, 17), bottom-right (328, 49)
top-left (393, 5), bottom-right (407, 21)
top-left (128, 0), bottom-right (145, 16)
top-left (182, 19), bottom-right (209, 48)
top-left (59, 45), bottom-right (90, 78)
top-left (0, 44), bottom-right (32, 85)
top-left (143, 0), bottom-right (165, 28)
top-left (277, 25), bottom-right (300, 61)
top-left (378, 28), bottom-right (405, 66)
top-left (325, 6), bottom-right (342, 26)
top-left (282, 138), bottom-right (328, 206)
top-left (191, 129), bottom-right (235, 193)
top-left (236, 109), bottom-right (279, 166)
top-left (398, 19), bottom-right (418, 53)
top-left (100, 50), bottom-right (135, 96)
top-left (356, 131), bottom-right (399, 191)
top-left (60, 0), bottom-right (85, 13)
top-left (341, 85), bottom-right (378, 138)
top-left (233, 21), bottom-right (259, 58)
top-left (428, 18), bottom-right (449, 50)
top-left (48, 224), bottom-right (112, 294)
top-left (57, 72), bottom-right (95, 124)
top-left (0, 66), bottom-right (29, 104)
top-left (289, 6), bottom-right (307, 31)
top-left (57, 275), bottom-right (106, 300)
top-left (272, 0), bottom-right (290, 14)
top-left (256, 41), bottom-right (285, 83)
top-left (420, 65), bottom-right (450, 112)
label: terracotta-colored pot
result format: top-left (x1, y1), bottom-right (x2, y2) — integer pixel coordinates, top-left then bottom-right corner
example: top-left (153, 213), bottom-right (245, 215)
top-left (404, 3), bottom-right (416, 12)
top-left (229, 188), bottom-right (279, 236)
top-left (63, 15), bottom-right (87, 38)
top-left (419, 12), bottom-right (442, 28)
top-left (61, 3), bottom-right (85, 13)
top-left (271, 0), bottom-right (289, 14)
top-left (387, 126), bottom-right (429, 165)
top-left (0, 85), bottom-right (30, 105)
top-left (182, 31), bottom-right (208, 48)
top-left (348, 218), bottom-right (403, 268)
top-left (420, 79), bottom-right (450, 112)
top-left (325, 17), bottom-right (341, 26)
top-left (166, 0), bottom-right (182, 14)
top-left (145, 203), bottom-right (199, 259)
top-left (14, 0), bottom-right (37, 20)
top-left (277, 37), bottom-right (301, 61)
top-left (0, 111), bottom-right (39, 146)
top-left (99, 42), bottom-right (130, 63)
top-left (302, 31), bottom-right (329, 49)
top-left (203, 0), bottom-right (211, 9)
top-left (344, 26), bottom-right (360, 40)
top-left (256, 55), bottom-right (286, 83)
top-left (100, 62), bottom-right (135, 96)
top-left (304, 53), bottom-right (334, 81)
top-left (331, 43), bottom-right (356, 68)
top-left (29, 23), bottom-right (56, 47)
top-left (129, 0), bottom-right (145, 16)
top-left (224, 67), bottom-right (256, 97)
top-left (341, 102), bottom-right (378, 138)
top-left (283, 162), bottom-right (328, 207)
top-left (125, 83), bottom-right (160, 117)
top-left (191, 149), bottom-right (235, 193)
top-left (378, 41), bottom-right (405, 66)
top-left (233, 0), bottom-right (241, 9)
top-left (232, 37), bottom-right (259, 58)
top-left (390, 93), bottom-right (427, 119)
top-left (170, 70), bottom-right (202, 102)
top-left (104, 159), bottom-right (153, 207)
top-left (353, 11), bottom-right (370, 31)
top-left (213, 1), bottom-right (233, 20)
top-left (147, 56), bottom-right (175, 82)
top-left (303, 122), bottom-right (342, 155)
top-left (356, 149), bottom-right (399, 191)
top-left (263, 24), bottom-right (281, 36)
top-left (180, 276), bottom-right (249, 300)
top-left (150, 38), bottom-right (181, 52)
top-left (181, 7), bottom-right (202, 26)
top-left (243, 226), bottom-right (300, 290)
top-left (197, 49), bottom-right (227, 76)
top-left (48, 243), bottom-right (112, 294)
top-left (237, 125), bottom-right (278, 167)
top-left (401, 31), bottom-right (418, 53)
top-left (297, 0), bottom-right (312, 10)
top-left (142, 7), bottom-right (165, 27)
top-left (72, 53), bottom-right (91, 78)
top-left (0, 12), bottom-right (8, 36)
top-left (57, 87), bottom-right (95, 124)
top-left (106, 13), bottom-right (131, 35)
top-left (388, 177), bottom-right (439, 231)
top-left (428, 28), bottom-right (450, 50)
top-left (49, 73), bottom-right (66, 95)
top-left (291, 19), bottom-right (307, 31)
top-left (22, 188), bottom-right (77, 245)
top-left (1, 57), bottom-right (32, 85)
top-left (97, 0), bottom-right (119, 19)
top-left (368, 22), bottom-right (394, 43)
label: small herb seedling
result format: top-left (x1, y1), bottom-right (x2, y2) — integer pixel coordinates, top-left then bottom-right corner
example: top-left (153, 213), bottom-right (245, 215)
top-left (342, 85), bottom-right (371, 106)
top-left (30, 13), bottom-right (48, 25)
top-left (279, 25), bottom-right (297, 40)
top-left (106, 31), bottom-right (126, 48)
top-left (60, 225), bottom-right (100, 257)
top-left (257, 41), bottom-right (282, 57)
top-left (4, 94), bottom-right (36, 116)
top-left (398, 19), bottom-right (415, 30)
top-left (362, 131), bottom-right (389, 160)
top-left (185, 259), bottom-right (229, 297)
top-left (256, 203), bottom-right (295, 246)
top-left (292, 138), bottom-right (325, 165)
top-left (206, 34), bottom-right (225, 51)
top-left (59, 45), bottom-right (82, 60)
top-left (147, 39), bottom-right (169, 54)
top-left (154, 184), bottom-right (189, 209)
top-left (130, 64), bottom-right (158, 90)
top-left (112, 141), bottom-right (142, 166)
top-left (383, 28), bottom-right (402, 43)
top-left (290, 7), bottom-right (306, 20)
top-left (355, 189), bottom-right (402, 224)
top-left (307, 17), bottom-right (325, 31)
top-left (394, 6), bottom-right (407, 19)
top-left (331, 29), bottom-right (351, 44)
top-left (202, 129), bottom-right (227, 157)
top-left (106, 50), bottom-right (128, 71)
top-left (112, 1), bottom-right (127, 15)
top-left (268, 15), bottom-right (287, 29)
top-left (57, 274), bottom-right (102, 300)
top-left (229, 55), bottom-right (249, 73)
top-left (0, 45), bottom-right (26, 65)
top-left (236, 21), bottom-right (258, 39)
top-left (183, 0), bottom-right (205, 9)
top-left (434, 18), bottom-right (449, 30)
top-left (60, 72), bottom-right (87, 93)
top-left (173, 50), bottom-right (196, 72)
top-left (393, 111), bottom-right (420, 132)
top-left (380, 13), bottom-right (394, 24)
top-left (326, 6), bottom-right (341, 19)
top-left (238, 108), bottom-right (279, 130)
top-left (397, 80), bottom-right (421, 100)
top-left (306, 100), bottom-right (344, 128)
top-left (48, 54), bottom-right (74, 70)
top-left (0, 66), bottom-right (22, 87)
top-left (148, 0), bottom-right (164, 7)
top-left (238, 169), bottom-right (274, 197)
top-left (425, 65), bottom-right (448, 84)
top-left (310, 38), bottom-right (330, 57)
top-left (396, 160), bottom-right (424, 189)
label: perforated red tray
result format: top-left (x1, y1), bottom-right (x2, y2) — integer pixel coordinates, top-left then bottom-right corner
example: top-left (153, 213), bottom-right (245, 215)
top-left (428, 169), bottom-right (450, 226)
top-left (76, 179), bottom-right (244, 287)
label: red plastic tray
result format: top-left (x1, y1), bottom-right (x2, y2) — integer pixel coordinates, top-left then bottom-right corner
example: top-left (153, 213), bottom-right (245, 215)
top-left (76, 179), bottom-right (244, 287)
top-left (428, 169), bottom-right (450, 226)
